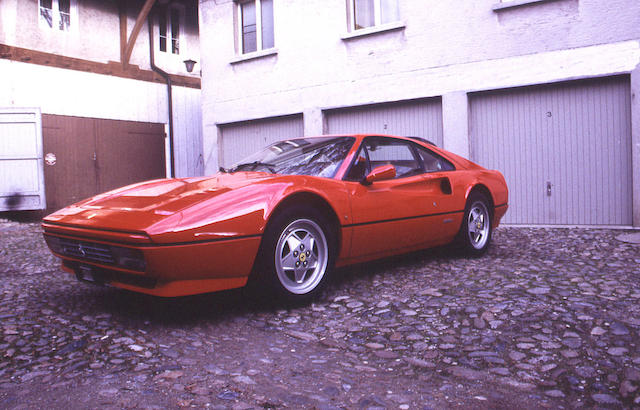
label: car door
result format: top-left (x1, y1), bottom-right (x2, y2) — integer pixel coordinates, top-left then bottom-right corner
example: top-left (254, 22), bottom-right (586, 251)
top-left (414, 144), bottom-right (464, 241)
top-left (344, 137), bottom-right (456, 260)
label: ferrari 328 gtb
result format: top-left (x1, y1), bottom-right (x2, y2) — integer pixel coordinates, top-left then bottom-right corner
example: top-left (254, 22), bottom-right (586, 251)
top-left (43, 134), bottom-right (508, 300)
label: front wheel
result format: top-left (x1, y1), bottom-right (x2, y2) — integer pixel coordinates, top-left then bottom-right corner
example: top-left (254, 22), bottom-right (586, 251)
top-left (253, 206), bottom-right (334, 301)
top-left (275, 218), bottom-right (329, 295)
top-left (457, 192), bottom-right (492, 256)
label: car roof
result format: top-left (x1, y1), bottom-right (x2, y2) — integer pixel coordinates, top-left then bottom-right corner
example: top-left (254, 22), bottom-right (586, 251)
top-left (296, 134), bottom-right (436, 144)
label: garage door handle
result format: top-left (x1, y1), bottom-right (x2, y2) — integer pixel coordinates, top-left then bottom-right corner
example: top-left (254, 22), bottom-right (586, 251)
top-left (546, 181), bottom-right (552, 197)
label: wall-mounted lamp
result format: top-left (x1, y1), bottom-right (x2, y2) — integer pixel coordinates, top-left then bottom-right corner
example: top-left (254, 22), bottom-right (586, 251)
top-left (183, 59), bottom-right (197, 73)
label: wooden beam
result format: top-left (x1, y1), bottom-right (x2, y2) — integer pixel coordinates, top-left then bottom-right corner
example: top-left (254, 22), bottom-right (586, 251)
top-left (122, 0), bottom-right (156, 66)
top-left (118, 0), bottom-right (128, 65)
top-left (0, 44), bottom-right (201, 89)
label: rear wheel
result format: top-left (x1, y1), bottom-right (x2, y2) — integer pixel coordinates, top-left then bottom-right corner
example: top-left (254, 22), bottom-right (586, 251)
top-left (458, 192), bottom-right (492, 256)
top-left (254, 206), bottom-right (334, 301)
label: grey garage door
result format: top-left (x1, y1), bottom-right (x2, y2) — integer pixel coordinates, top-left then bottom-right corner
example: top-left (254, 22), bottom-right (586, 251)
top-left (219, 114), bottom-right (304, 168)
top-left (470, 76), bottom-right (632, 225)
top-left (324, 98), bottom-right (443, 146)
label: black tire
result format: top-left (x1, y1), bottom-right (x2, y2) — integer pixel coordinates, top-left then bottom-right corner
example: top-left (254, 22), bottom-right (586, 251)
top-left (456, 192), bottom-right (493, 256)
top-left (251, 205), bottom-right (335, 302)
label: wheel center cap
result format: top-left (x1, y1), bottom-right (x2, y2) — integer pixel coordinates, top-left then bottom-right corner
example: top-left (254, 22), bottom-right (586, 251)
top-left (299, 253), bottom-right (306, 262)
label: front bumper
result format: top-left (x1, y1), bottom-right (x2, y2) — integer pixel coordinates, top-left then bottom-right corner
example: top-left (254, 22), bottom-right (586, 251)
top-left (42, 223), bottom-right (261, 297)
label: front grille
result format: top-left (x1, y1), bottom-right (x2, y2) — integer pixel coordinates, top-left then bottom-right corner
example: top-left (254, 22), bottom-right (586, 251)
top-left (58, 238), bottom-right (115, 264)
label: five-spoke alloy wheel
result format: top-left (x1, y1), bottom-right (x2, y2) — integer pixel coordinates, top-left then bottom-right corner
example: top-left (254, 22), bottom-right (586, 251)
top-left (467, 201), bottom-right (490, 250)
top-left (254, 205), bottom-right (335, 301)
top-left (458, 192), bottom-right (493, 256)
top-left (275, 218), bottom-right (328, 295)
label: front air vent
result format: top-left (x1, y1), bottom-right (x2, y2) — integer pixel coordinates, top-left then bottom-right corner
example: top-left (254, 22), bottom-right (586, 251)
top-left (50, 237), bottom-right (116, 265)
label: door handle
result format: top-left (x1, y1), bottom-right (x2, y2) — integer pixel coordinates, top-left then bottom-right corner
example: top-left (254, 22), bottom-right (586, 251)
top-left (546, 181), bottom-right (552, 197)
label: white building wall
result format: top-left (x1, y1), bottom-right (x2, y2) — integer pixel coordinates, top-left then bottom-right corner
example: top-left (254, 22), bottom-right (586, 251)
top-left (0, 0), bottom-right (201, 78)
top-left (0, 59), bottom-right (203, 178)
top-left (199, 0), bottom-right (640, 224)
top-left (200, 0), bottom-right (640, 108)
top-left (201, 38), bottom-right (640, 164)
top-left (172, 86), bottom-right (204, 177)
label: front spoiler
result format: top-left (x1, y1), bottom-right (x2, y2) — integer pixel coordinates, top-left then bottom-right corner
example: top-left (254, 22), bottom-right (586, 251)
top-left (44, 227), bottom-right (261, 297)
top-left (60, 262), bottom-right (248, 297)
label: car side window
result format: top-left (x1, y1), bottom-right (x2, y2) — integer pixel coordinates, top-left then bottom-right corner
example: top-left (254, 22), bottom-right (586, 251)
top-left (344, 146), bottom-right (370, 182)
top-left (364, 138), bottom-right (421, 179)
top-left (416, 145), bottom-right (455, 173)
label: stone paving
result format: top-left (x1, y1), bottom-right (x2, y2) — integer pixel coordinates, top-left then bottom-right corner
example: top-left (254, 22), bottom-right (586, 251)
top-left (1, 219), bottom-right (640, 408)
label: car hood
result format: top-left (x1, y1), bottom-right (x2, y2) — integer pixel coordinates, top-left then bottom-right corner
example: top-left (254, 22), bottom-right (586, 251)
top-left (43, 172), bottom-right (285, 241)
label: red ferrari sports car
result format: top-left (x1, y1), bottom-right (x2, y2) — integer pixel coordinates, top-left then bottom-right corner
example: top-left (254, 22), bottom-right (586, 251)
top-left (42, 134), bottom-right (508, 299)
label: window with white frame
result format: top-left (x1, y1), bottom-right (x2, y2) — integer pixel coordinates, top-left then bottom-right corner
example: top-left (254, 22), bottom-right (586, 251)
top-left (237, 0), bottom-right (274, 54)
top-left (348, 0), bottom-right (399, 30)
top-left (39, 0), bottom-right (75, 32)
top-left (158, 3), bottom-right (184, 55)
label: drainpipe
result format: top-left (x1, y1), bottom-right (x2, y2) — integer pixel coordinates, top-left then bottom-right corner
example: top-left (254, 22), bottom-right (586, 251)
top-left (148, 15), bottom-right (175, 178)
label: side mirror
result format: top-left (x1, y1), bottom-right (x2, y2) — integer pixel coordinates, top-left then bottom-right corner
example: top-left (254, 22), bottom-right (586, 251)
top-left (364, 164), bottom-right (396, 185)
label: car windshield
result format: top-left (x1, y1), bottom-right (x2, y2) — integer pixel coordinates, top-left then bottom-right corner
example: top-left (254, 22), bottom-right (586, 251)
top-left (228, 137), bottom-right (355, 178)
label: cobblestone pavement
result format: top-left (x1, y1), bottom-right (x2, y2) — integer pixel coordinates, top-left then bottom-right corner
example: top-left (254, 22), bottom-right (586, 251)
top-left (1, 219), bottom-right (640, 409)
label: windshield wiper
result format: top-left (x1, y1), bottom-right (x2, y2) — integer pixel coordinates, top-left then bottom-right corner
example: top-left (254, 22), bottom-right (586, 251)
top-left (231, 161), bottom-right (277, 173)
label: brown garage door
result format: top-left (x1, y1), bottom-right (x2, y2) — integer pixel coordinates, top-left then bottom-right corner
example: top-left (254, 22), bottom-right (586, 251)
top-left (43, 115), bottom-right (166, 212)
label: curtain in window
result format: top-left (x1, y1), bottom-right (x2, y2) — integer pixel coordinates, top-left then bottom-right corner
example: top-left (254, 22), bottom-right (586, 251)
top-left (171, 7), bottom-right (180, 54)
top-left (39, 0), bottom-right (53, 28)
top-left (354, 0), bottom-right (374, 29)
top-left (158, 4), bottom-right (168, 52)
top-left (241, 2), bottom-right (257, 53)
top-left (261, 0), bottom-right (274, 50)
top-left (58, 0), bottom-right (71, 31)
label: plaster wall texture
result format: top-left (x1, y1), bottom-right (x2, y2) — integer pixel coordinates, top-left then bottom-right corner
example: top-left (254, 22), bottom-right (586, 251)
top-left (0, 59), bottom-right (203, 178)
top-left (0, 0), bottom-right (201, 77)
top-left (200, 0), bottom-right (640, 174)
